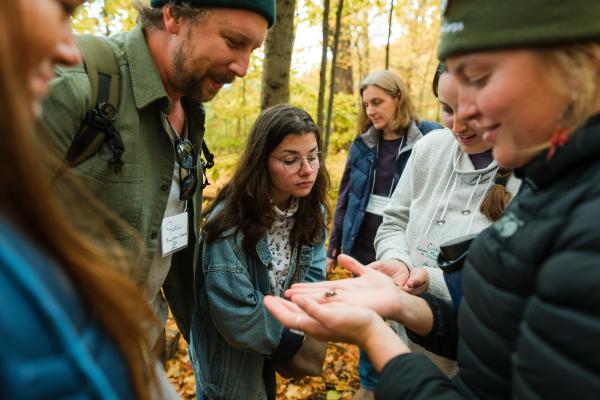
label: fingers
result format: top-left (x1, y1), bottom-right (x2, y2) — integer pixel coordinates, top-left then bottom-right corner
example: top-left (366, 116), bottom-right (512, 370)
top-left (291, 295), bottom-right (334, 327)
top-left (289, 280), bottom-right (334, 289)
top-left (369, 260), bottom-right (394, 275)
top-left (264, 296), bottom-right (299, 329)
top-left (290, 295), bottom-right (378, 345)
top-left (403, 282), bottom-right (427, 295)
top-left (337, 254), bottom-right (366, 276)
top-left (404, 268), bottom-right (429, 295)
top-left (266, 295), bottom-right (335, 340)
top-left (285, 287), bottom-right (335, 302)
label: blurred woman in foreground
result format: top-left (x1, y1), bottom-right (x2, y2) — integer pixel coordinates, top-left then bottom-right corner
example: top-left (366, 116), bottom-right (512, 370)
top-left (0, 1), bottom-right (156, 398)
top-left (265, 0), bottom-right (600, 398)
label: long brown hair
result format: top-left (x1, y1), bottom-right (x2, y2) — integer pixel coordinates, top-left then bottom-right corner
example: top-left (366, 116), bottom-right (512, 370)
top-left (1, 3), bottom-right (155, 398)
top-left (479, 168), bottom-right (513, 222)
top-left (203, 104), bottom-right (330, 255)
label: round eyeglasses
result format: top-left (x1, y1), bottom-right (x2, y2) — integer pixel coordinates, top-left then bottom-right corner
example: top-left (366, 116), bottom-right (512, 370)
top-left (271, 152), bottom-right (323, 174)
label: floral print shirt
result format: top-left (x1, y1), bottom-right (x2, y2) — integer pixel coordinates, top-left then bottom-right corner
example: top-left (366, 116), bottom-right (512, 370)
top-left (266, 198), bottom-right (299, 296)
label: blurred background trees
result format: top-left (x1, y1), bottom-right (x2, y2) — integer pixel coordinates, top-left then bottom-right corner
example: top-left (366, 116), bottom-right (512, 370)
top-left (72, 0), bottom-right (441, 166)
top-left (72, 0), bottom-right (441, 206)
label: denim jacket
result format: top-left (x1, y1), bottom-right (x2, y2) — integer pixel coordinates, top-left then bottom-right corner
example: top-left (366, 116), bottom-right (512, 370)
top-left (189, 210), bottom-right (326, 400)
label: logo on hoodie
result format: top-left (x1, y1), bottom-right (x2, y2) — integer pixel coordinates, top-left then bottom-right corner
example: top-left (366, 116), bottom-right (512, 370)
top-left (493, 211), bottom-right (523, 238)
top-left (441, 21), bottom-right (464, 34)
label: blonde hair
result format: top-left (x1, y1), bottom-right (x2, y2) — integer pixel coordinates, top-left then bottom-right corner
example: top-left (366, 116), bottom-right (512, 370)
top-left (541, 42), bottom-right (600, 132)
top-left (494, 43), bottom-right (600, 162)
top-left (357, 70), bottom-right (417, 134)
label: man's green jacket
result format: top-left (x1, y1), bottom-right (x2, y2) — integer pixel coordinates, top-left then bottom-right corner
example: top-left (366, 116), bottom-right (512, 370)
top-left (40, 26), bottom-right (205, 341)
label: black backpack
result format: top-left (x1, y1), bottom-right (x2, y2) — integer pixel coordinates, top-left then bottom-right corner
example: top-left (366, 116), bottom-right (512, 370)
top-left (66, 35), bottom-right (214, 174)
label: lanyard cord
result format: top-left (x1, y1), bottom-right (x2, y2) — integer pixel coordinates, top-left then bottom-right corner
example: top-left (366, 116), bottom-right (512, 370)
top-left (371, 134), bottom-right (407, 196)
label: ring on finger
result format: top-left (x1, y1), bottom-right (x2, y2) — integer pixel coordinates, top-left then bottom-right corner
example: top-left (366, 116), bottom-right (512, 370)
top-left (295, 314), bottom-right (303, 330)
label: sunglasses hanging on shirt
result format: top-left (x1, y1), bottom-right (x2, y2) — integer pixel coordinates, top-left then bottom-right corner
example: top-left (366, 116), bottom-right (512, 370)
top-left (173, 138), bottom-right (215, 201)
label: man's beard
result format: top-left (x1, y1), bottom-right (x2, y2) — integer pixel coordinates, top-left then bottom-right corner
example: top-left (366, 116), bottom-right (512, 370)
top-left (172, 44), bottom-right (205, 102)
top-left (172, 44), bottom-right (235, 102)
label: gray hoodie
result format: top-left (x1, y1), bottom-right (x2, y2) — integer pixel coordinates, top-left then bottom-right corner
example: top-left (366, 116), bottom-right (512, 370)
top-left (374, 129), bottom-right (521, 373)
top-left (375, 128), bottom-right (521, 299)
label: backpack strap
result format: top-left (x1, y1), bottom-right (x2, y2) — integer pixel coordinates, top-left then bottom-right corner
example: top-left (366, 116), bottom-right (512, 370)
top-left (201, 141), bottom-right (214, 169)
top-left (65, 35), bottom-right (124, 172)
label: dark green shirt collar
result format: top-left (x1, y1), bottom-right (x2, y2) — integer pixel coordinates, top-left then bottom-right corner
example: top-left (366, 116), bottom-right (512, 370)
top-left (125, 26), bottom-right (206, 133)
top-left (125, 25), bottom-right (169, 110)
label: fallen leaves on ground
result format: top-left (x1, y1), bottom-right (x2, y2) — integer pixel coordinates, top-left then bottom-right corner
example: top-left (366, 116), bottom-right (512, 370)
top-left (277, 342), bottom-right (360, 400)
top-left (166, 265), bottom-right (361, 399)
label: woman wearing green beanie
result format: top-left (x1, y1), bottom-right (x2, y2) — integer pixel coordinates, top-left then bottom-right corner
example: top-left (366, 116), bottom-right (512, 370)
top-left (263, 0), bottom-right (600, 398)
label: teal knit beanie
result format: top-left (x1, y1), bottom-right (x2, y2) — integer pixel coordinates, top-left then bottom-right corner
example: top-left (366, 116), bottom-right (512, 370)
top-left (438, 0), bottom-right (600, 60)
top-left (150, 0), bottom-right (276, 27)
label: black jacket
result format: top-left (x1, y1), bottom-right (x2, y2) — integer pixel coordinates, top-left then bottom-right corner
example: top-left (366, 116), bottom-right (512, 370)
top-left (377, 114), bottom-right (600, 399)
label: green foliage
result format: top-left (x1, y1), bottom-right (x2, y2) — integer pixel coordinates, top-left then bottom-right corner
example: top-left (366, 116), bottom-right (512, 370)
top-left (327, 93), bottom-right (358, 153)
top-left (69, 0), bottom-right (442, 188)
top-left (203, 54), bottom-right (264, 154)
top-left (73, 0), bottom-right (136, 36)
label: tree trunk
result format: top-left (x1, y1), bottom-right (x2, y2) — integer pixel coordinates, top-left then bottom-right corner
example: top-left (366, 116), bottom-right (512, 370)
top-left (260, 0), bottom-right (297, 110)
top-left (385, 0), bottom-right (394, 69)
top-left (101, 3), bottom-right (111, 36)
top-left (317, 0), bottom-right (331, 129)
top-left (335, 23), bottom-right (353, 95)
top-left (355, 8), bottom-right (370, 82)
top-left (324, 0), bottom-right (344, 154)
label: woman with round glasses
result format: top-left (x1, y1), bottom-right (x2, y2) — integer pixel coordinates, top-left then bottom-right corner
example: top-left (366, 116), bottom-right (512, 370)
top-left (189, 104), bottom-right (330, 400)
top-left (265, 0), bottom-right (600, 398)
top-left (327, 70), bottom-right (439, 398)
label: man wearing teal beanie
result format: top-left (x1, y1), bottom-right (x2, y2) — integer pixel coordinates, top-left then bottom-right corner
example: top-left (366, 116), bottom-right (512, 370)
top-left (150, 0), bottom-right (276, 27)
top-left (39, 0), bottom-right (275, 376)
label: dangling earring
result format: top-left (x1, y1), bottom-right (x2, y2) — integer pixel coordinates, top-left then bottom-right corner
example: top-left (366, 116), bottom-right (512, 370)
top-left (546, 126), bottom-right (569, 160)
top-left (546, 96), bottom-right (575, 160)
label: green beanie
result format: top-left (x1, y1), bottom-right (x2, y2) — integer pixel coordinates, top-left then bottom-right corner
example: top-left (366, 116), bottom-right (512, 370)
top-left (150, 0), bottom-right (276, 27)
top-left (438, 0), bottom-right (600, 60)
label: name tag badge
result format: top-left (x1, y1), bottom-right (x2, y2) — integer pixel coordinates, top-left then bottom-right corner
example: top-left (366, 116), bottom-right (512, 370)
top-left (161, 212), bottom-right (189, 257)
top-left (365, 194), bottom-right (391, 217)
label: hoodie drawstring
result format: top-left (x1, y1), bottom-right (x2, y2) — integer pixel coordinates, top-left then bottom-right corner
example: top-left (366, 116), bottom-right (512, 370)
top-left (461, 173), bottom-right (483, 216)
top-left (425, 145), bottom-right (501, 236)
top-left (424, 149), bottom-right (461, 236)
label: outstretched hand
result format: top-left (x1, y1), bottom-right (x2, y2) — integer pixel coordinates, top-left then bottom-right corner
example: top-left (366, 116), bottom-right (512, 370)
top-left (263, 295), bottom-right (380, 346)
top-left (285, 254), bottom-right (402, 319)
top-left (264, 294), bottom-right (411, 371)
top-left (366, 258), bottom-right (411, 287)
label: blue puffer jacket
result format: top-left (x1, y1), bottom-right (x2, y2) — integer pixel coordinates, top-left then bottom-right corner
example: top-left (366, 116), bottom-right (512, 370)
top-left (0, 217), bottom-right (134, 400)
top-left (328, 120), bottom-right (440, 257)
